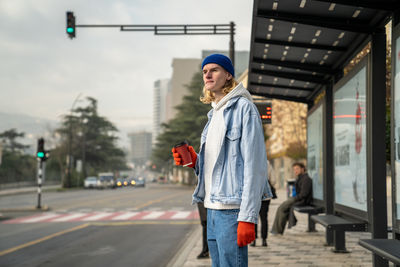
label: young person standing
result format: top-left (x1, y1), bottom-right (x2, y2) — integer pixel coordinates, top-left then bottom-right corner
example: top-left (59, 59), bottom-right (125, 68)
top-left (172, 54), bottom-right (272, 266)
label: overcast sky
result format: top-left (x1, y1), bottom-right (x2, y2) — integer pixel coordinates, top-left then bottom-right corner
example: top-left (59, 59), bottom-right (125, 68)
top-left (0, 0), bottom-right (254, 145)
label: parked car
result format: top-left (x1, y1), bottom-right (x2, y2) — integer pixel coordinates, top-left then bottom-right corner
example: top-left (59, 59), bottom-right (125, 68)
top-left (134, 177), bottom-right (145, 187)
top-left (98, 172), bottom-right (115, 189)
top-left (84, 176), bottom-right (98, 189)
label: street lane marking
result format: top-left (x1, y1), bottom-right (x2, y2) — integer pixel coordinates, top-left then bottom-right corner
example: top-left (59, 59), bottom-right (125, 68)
top-left (2, 211), bottom-right (199, 224)
top-left (141, 211), bottom-right (165, 220)
top-left (0, 223), bottom-right (90, 257)
top-left (91, 221), bottom-right (199, 226)
top-left (21, 213), bottom-right (60, 223)
top-left (171, 211), bottom-right (191, 219)
top-left (111, 212), bottom-right (139, 220)
top-left (81, 212), bottom-right (112, 221)
top-left (52, 213), bottom-right (86, 222)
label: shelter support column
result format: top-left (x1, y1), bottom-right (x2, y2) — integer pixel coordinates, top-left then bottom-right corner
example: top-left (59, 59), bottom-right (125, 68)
top-left (368, 28), bottom-right (388, 267)
top-left (324, 82), bottom-right (334, 246)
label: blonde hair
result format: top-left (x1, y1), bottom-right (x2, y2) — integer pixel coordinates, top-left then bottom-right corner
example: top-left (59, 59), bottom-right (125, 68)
top-left (200, 78), bottom-right (239, 104)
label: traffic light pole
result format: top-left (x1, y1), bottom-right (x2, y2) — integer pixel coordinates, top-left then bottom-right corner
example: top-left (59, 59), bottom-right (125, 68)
top-left (36, 159), bottom-right (44, 209)
top-left (66, 12), bottom-right (236, 66)
top-left (36, 137), bottom-right (49, 209)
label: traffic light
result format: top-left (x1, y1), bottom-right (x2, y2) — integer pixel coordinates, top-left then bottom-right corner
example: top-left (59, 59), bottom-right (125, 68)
top-left (256, 102), bottom-right (272, 124)
top-left (66, 11), bottom-right (76, 39)
top-left (36, 138), bottom-right (49, 161)
top-left (37, 138), bottom-right (45, 159)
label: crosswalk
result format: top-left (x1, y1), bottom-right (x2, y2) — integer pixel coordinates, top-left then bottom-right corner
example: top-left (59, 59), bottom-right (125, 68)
top-left (3, 210), bottom-right (200, 224)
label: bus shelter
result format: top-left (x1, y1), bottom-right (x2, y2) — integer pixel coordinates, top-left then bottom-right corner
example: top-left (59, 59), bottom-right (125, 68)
top-left (248, 1), bottom-right (398, 266)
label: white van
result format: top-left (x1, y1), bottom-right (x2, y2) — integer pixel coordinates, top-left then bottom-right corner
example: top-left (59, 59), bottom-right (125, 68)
top-left (97, 172), bottom-right (115, 189)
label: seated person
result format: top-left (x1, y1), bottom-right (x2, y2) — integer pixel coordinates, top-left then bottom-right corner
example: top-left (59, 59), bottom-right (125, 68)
top-left (271, 162), bottom-right (312, 234)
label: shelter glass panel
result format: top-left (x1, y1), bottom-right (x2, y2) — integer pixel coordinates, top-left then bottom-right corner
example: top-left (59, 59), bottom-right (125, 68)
top-left (334, 66), bottom-right (367, 211)
top-left (307, 104), bottom-right (324, 201)
top-left (395, 35), bottom-right (400, 220)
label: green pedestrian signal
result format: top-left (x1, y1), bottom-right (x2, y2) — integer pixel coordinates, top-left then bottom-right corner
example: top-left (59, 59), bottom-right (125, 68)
top-left (36, 138), bottom-right (49, 161)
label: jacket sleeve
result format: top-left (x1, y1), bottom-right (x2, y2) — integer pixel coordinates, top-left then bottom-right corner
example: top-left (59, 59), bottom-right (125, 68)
top-left (238, 105), bottom-right (268, 224)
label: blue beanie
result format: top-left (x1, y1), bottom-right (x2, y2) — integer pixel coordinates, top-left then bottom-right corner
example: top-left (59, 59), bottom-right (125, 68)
top-left (201, 54), bottom-right (235, 77)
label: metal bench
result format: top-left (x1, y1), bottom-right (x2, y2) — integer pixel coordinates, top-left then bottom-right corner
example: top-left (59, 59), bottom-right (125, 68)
top-left (311, 214), bottom-right (367, 253)
top-left (293, 205), bottom-right (324, 232)
top-left (359, 239), bottom-right (400, 266)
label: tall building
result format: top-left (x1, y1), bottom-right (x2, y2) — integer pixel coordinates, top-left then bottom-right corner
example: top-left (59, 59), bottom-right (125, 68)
top-left (165, 58), bottom-right (201, 122)
top-left (128, 131), bottom-right (152, 166)
top-left (153, 79), bottom-right (170, 145)
top-left (201, 50), bottom-right (249, 78)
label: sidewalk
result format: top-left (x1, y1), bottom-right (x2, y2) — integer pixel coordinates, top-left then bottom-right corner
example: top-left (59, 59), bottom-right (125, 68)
top-left (179, 189), bottom-right (373, 267)
top-left (0, 184), bottom-right (61, 196)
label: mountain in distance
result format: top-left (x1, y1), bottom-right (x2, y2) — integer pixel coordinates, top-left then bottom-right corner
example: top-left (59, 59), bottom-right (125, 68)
top-left (0, 112), bottom-right (150, 155)
top-left (0, 112), bottom-right (59, 155)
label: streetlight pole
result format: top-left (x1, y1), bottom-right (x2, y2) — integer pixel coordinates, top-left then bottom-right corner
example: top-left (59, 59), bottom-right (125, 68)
top-left (229, 22), bottom-right (235, 67)
top-left (66, 15), bottom-right (236, 66)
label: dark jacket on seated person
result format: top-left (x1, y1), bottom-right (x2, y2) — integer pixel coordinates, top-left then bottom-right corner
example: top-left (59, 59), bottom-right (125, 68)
top-left (294, 173), bottom-right (313, 206)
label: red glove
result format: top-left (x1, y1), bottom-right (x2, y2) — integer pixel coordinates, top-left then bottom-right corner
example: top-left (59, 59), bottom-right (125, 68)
top-left (237, 221), bottom-right (255, 247)
top-left (171, 146), bottom-right (197, 168)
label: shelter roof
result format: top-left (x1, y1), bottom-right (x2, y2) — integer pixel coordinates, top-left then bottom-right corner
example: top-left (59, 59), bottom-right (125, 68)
top-left (248, 0), bottom-right (395, 103)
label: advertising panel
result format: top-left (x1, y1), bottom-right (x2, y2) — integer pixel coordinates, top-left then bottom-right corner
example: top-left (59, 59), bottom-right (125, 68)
top-left (334, 66), bottom-right (367, 211)
top-left (395, 35), bottom-right (400, 219)
top-left (307, 104), bottom-right (323, 201)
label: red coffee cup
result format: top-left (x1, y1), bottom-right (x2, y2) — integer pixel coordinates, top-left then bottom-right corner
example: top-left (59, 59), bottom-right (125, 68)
top-left (174, 141), bottom-right (193, 167)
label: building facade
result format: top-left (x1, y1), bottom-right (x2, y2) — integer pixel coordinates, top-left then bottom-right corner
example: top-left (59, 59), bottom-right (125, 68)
top-left (128, 131), bottom-right (152, 167)
top-left (153, 79), bottom-right (170, 145)
top-left (165, 58), bottom-right (201, 122)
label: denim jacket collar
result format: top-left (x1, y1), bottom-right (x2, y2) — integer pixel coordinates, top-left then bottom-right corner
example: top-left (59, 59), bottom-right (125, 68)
top-left (207, 96), bottom-right (242, 120)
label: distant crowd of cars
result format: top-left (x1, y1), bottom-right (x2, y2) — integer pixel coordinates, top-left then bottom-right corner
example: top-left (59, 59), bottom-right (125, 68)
top-left (83, 172), bottom-right (146, 189)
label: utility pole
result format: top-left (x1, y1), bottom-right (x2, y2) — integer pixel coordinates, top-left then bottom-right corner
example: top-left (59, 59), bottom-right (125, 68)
top-left (65, 11), bottom-right (236, 66)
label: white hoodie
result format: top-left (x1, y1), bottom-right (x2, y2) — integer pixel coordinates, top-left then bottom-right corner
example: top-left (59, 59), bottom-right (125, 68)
top-left (203, 82), bottom-right (253, 209)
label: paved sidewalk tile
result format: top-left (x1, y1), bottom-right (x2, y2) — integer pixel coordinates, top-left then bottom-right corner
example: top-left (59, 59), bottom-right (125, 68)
top-left (182, 189), bottom-right (373, 267)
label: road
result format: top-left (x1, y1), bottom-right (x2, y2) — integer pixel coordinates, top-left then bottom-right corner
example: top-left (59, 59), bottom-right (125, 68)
top-left (0, 183), bottom-right (198, 267)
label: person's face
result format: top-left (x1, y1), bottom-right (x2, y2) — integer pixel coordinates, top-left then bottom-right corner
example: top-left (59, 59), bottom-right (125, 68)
top-left (202, 63), bottom-right (232, 95)
top-left (293, 165), bottom-right (304, 177)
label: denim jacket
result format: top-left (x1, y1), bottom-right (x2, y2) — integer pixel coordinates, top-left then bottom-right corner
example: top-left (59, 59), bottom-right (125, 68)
top-left (192, 95), bottom-right (273, 224)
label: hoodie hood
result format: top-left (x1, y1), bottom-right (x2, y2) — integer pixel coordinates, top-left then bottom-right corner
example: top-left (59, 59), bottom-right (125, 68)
top-left (211, 82), bottom-right (253, 111)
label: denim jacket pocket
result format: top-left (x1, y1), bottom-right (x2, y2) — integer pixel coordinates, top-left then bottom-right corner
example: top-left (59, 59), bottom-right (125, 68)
top-left (226, 127), bottom-right (241, 141)
top-left (225, 127), bottom-right (241, 158)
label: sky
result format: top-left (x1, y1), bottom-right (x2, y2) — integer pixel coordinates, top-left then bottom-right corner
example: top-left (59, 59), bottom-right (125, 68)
top-left (0, 0), bottom-right (254, 147)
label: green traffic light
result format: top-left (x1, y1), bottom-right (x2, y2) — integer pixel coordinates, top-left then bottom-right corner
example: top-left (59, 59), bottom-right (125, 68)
top-left (67, 27), bottom-right (74, 33)
top-left (37, 152), bottom-right (45, 158)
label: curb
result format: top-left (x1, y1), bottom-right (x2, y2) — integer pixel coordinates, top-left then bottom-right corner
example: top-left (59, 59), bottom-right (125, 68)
top-left (166, 225), bottom-right (202, 267)
top-left (0, 185), bottom-right (62, 197)
top-left (0, 205), bottom-right (50, 213)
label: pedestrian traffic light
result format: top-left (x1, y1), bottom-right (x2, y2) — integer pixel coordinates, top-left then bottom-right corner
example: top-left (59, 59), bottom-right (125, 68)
top-left (66, 11), bottom-right (76, 39)
top-left (37, 138), bottom-right (45, 159)
top-left (256, 102), bottom-right (272, 124)
top-left (36, 138), bottom-right (49, 161)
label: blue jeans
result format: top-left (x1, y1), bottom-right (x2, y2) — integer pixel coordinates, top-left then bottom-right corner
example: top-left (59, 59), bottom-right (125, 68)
top-left (207, 209), bottom-right (248, 267)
